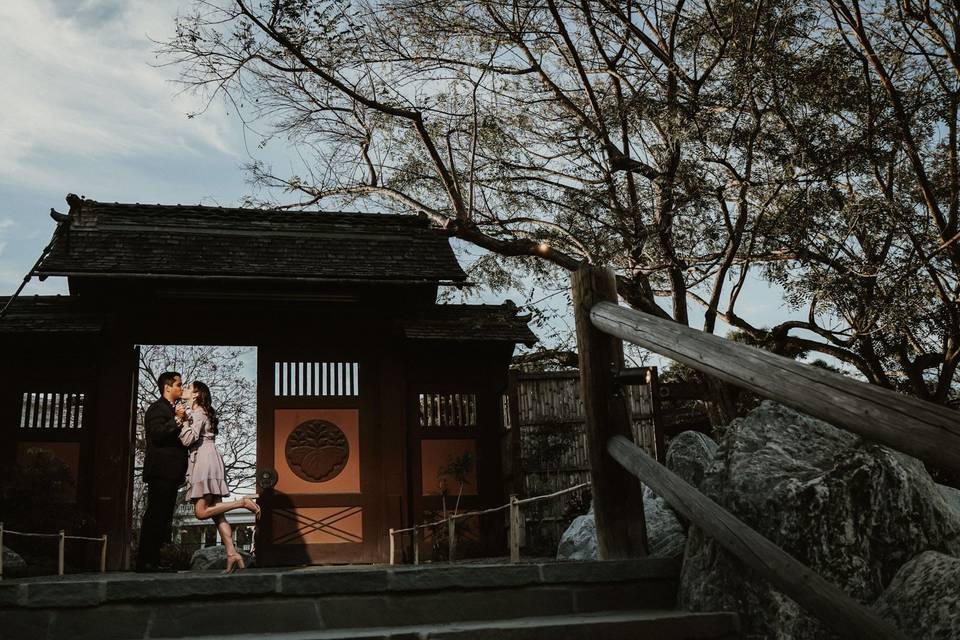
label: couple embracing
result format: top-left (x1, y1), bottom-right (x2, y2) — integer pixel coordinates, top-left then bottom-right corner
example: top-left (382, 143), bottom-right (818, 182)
top-left (136, 371), bottom-right (260, 573)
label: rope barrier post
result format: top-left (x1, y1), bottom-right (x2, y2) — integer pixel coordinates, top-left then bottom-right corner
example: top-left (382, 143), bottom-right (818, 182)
top-left (412, 526), bottom-right (420, 565)
top-left (388, 528), bottom-right (395, 565)
top-left (447, 516), bottom-right (456, 563)
top-left (100, 535), bottom-right (108, 573)
top-left (509, 495), bottom-right (521, 563)
top-left (58, 530), bottom-right (65, 576)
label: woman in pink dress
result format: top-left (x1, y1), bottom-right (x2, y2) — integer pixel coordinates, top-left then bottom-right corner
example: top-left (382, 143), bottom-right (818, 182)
top-left (179, 381), bottom-right (260, 573)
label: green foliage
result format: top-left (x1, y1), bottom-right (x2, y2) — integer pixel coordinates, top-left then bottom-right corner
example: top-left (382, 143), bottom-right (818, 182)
top-left (163, 0), bottom-right (960, 404)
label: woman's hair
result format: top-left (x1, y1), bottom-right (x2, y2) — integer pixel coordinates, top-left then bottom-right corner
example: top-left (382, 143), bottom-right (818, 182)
top-left (190, 381), bottom-right (219, 435)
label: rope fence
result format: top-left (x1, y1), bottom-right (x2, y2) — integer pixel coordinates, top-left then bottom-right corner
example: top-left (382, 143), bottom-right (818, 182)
top-left (388, 482), bottom-right (589, 565)
top-left (0, 522), bottom-right (108, 579)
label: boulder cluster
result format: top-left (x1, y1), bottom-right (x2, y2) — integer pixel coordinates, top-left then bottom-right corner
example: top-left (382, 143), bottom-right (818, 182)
top-left (558, 400), bottom-right (960, 638)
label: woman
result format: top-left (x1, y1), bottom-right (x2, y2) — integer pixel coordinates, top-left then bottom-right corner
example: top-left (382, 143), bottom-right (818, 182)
top-left (179, 381), bottom-right (260, 573)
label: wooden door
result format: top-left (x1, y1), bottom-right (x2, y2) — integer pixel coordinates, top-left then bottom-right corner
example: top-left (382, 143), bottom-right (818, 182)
top-left (254, 350), bottom-right (380, 565)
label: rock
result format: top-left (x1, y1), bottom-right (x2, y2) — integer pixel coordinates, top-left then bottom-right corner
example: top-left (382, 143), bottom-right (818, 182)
top-left (873, 550), bottom-right (960, 639)
top-left (679, 401), bottom-right (960, 639)
top-left (556, 511), bottom-right (597, 561)
top-left (937, 483), bottom-right (960, 518)
top-left (643, 486), bottom-right (687, 558)
top-left (3, 545), bottom-right (25, 569)
top-left (189, 545), bottom-right (255, 570)
top-left (665, 430), bottom-right (718, 490)
top-left (557, 490), bottom-right (686, 560)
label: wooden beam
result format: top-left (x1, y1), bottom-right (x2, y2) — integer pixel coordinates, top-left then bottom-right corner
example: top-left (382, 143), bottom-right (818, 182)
top-left (571, 265), bottom-right (648, 559)
top-left (592, 301), bottom-right (960, 472)
top-left (607, 435), bottom-right (908, 640)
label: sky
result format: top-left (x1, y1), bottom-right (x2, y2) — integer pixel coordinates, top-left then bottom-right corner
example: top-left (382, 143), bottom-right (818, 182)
top-left (0, 0), bottom-right (808, 367)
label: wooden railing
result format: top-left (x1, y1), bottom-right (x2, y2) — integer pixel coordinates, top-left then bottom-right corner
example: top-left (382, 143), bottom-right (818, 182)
top-left (387, 483), bottom-right (589, 565)
top-left (571, 265), bottom-right (929, 640)
top-left (0, 522), bottom-right (108, 579)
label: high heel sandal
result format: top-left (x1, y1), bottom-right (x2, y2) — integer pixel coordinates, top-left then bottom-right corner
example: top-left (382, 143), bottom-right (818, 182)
top-left (224, 553), bottom-right (245, 574)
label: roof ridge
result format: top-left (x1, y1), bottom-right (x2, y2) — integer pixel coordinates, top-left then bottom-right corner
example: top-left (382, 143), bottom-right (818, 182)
top-left (79, 198), bottom-right (429, 222)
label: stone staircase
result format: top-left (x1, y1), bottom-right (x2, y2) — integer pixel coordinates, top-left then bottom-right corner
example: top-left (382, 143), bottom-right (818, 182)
top-left (0, 558), bottom-right (739, 639)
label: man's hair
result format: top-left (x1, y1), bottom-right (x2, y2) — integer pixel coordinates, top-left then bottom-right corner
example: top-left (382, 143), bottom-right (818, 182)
top-left (157, 371), bottom-right (181, 394)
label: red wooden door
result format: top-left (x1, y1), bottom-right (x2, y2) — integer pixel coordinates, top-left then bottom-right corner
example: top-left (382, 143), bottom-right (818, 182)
top-left (255, 352), bottom-right (380, 565)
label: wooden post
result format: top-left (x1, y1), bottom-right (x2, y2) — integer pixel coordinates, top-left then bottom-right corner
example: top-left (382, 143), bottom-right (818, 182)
top-left (100, 535), bottom-right (108, 573)
top-left (447, 516), bottom-right (456, 563)
top-left (571, 265), bottom-right (648, 559)
top-left (509, 495), bottom-right (521, 563)
top-left (412, 526), bottom-right (419, 565)
top-left (507, 371), bottom-right (523, 497)
top-left (58, 530), bottom-right (65, 576)
top-left (388, 528), bottom-right (395, 565)
top-left (647, 367), bottom-right (667, 463)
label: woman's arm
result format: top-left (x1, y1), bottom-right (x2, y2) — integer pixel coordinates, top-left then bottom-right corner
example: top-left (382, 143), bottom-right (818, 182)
top-left (178, 410), bottom-right (203, 447)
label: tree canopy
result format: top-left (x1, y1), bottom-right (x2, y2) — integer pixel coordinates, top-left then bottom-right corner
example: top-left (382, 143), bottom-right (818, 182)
top-left (163, 0), bottom-right (960, 404)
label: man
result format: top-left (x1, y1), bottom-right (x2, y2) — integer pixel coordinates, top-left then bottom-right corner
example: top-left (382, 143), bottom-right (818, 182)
top-left (136, 371), bottom-right (188, 572)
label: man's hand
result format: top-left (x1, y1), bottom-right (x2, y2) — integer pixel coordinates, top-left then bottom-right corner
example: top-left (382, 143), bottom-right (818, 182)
top-left (175, 404), bottom-right (186, 419)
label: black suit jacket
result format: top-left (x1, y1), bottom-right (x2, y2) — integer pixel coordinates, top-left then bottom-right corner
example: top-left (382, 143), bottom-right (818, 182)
top-left (142, 398), bottom-right (188, 483)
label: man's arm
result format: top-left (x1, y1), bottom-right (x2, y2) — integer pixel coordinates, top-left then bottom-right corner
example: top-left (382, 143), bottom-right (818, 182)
top-left (145, 402), bottom-right (181, 446)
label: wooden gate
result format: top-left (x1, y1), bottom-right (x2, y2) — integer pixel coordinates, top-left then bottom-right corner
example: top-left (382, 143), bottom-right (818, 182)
top-left (254, 349), bottom-right (380, 565)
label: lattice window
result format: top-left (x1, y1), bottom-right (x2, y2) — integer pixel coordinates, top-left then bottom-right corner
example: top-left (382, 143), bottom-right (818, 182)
top-left (274, 362), bottom-right (359, 397)
top-left (418, 393), bottom-right (478, 428)
top-left (19, 392), bottom-right (85, 430)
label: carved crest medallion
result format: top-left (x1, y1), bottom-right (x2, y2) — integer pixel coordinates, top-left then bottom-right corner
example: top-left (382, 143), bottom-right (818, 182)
top-left (284, 419), bottom-right (350, 483)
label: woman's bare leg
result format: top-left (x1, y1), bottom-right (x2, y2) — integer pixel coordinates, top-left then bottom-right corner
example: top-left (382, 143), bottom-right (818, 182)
top-left (213, 514), bottom-right (237, 556)
top-left (194, 496), bottom-right (256, 520)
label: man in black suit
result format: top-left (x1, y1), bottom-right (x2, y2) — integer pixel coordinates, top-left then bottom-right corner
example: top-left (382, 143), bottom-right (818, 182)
top-left (135, 371), bottom-right (188, 572)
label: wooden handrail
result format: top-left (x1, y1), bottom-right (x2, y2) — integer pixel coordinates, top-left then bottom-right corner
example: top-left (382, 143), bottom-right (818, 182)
top-left (591, 300), bottom-right (960, 472)
top-left (607, 436), bottom-right (907, 640)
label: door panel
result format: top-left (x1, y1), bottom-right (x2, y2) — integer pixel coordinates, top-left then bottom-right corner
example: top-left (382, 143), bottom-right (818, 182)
top-left (255, 351), bottom-right (379, 565)
top-left (274, 408), bottom-right (361, 494)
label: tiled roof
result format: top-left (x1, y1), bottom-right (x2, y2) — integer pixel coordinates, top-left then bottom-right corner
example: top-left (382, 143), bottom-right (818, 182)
top-left (36, 196), bottom-right (467, 283)
top-left (397, 304), bottom-right (538, 346)
top-left (0, 296), bottom-right (104, 333)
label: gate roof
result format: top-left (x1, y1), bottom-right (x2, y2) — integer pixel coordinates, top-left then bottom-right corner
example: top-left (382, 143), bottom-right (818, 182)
top-left (36, 195), bottom-right (467, 285)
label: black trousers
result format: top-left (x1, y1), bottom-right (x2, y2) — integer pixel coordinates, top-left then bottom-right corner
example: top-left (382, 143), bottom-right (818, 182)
top-left (137, 477), bottom-right (181, 567)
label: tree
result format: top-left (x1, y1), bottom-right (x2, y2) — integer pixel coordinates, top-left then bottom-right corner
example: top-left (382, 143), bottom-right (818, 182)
top-left (132, 345), bottom-right (257, 532)
top-left (161, 0), bottom-right (959, 411)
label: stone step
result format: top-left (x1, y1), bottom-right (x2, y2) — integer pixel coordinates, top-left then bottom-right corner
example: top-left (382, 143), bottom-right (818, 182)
top-left (0, 559), bottom-right (711, 640)
top-left (177, 610), bottom-right (742, 640)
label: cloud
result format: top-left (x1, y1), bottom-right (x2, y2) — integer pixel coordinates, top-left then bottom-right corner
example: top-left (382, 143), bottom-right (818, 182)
top-left (0, 1), bottom-right (237, 190)
top-left (0, 219), bottom-right (12, 258)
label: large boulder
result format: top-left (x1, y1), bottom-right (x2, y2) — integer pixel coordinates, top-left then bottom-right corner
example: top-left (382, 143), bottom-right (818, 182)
top-left (556, 489), bottom-right (686, 560)
top-left (556, 508), bottom-right (598, 561)
top-left (2, 545), bottom-right (25, 569)
top-left (679, 401), bottom-right (960, 639)
top-left (665, 430), bottom-right (718, 490)
top-left (938, 483), bottom-right (960, 518)
top-left (643, 486), bottom-right (687, 558)
top-left (873, 550), bottom-right (960, 639)
top-left (190, 545), bottom-right (255, 570)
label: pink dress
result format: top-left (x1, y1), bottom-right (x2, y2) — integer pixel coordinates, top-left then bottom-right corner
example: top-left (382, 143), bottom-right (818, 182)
top-left (180, 407), bottom-right (230, 501)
